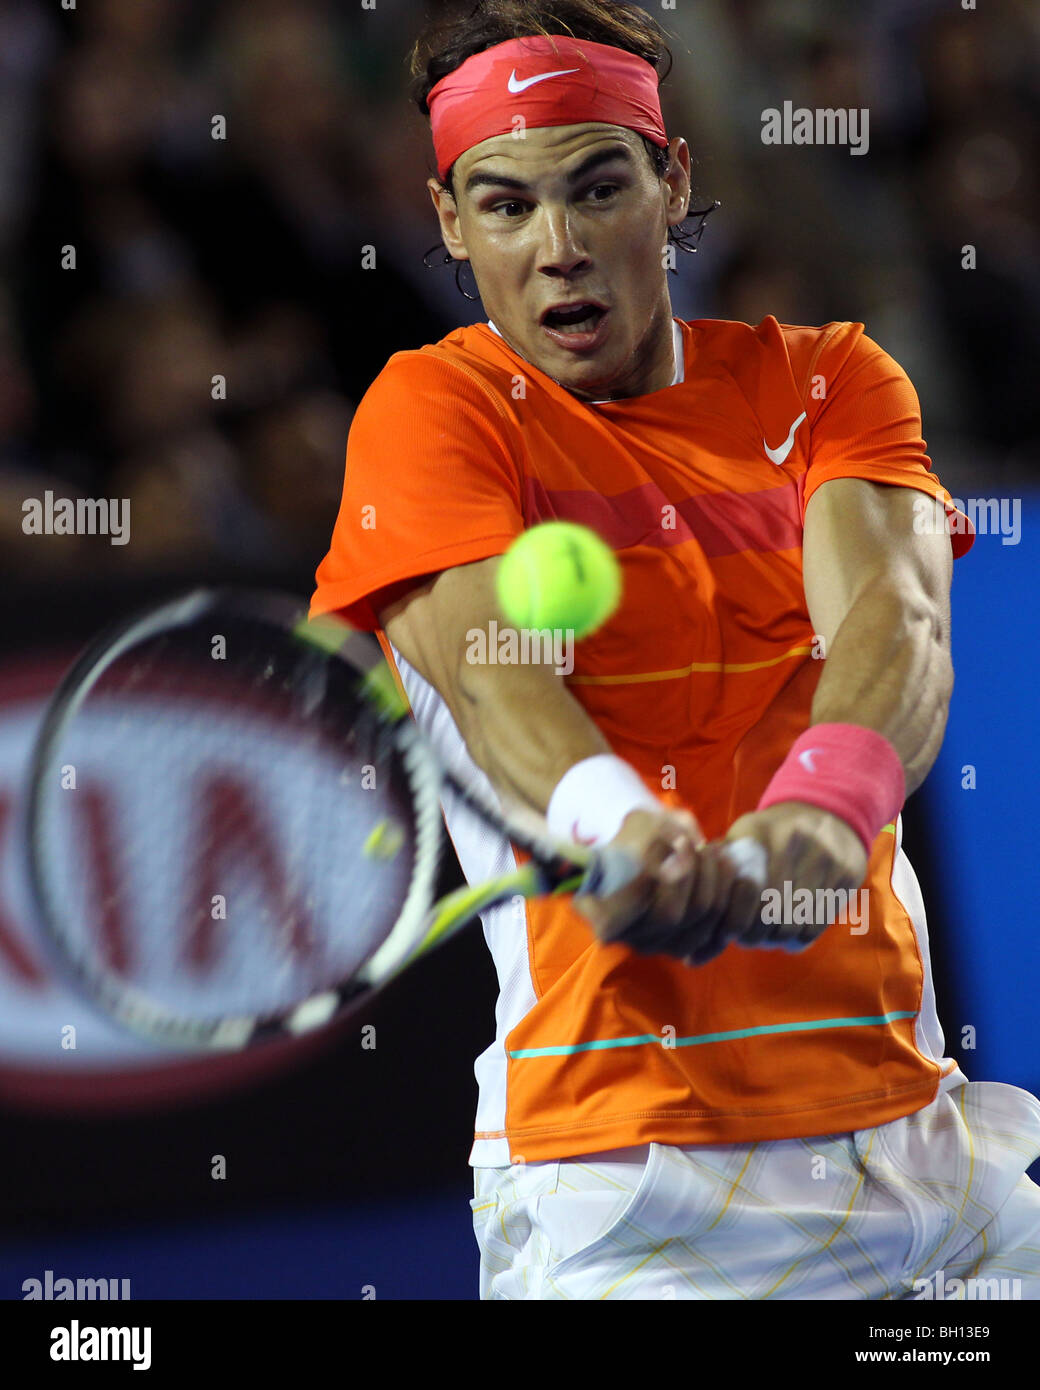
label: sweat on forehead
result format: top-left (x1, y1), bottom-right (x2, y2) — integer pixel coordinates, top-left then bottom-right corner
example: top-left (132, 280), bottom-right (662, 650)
top-left (427, 35), bottom-right (668, 181)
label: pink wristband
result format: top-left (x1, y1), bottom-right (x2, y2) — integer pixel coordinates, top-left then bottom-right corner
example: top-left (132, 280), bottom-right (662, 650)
top-left (756, 724), bottom-right (905, 854)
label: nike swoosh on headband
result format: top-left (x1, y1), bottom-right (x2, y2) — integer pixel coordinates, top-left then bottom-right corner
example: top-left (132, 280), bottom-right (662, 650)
top-left (763, 410), bottom-right (808, 465)
top-left (507, 67), bottom-right (581, 94)
top-left (797, 748), bottom-right (822, 773)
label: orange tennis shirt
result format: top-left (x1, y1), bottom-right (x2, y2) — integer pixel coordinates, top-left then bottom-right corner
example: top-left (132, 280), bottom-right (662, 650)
top-left (312, 315), bottom-right (975, 1165)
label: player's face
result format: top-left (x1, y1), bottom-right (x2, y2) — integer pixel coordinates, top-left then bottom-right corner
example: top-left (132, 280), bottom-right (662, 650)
top-left (429, 125), bottom-right (691, 402)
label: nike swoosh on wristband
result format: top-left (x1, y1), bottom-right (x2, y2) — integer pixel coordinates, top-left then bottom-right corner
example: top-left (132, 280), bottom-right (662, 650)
top-left (507, 67), bottom-right (581, 93)
top-left (798, 748), bottom-right (822, 773)
top-left (763, 410), bottom-right (808, 465)
top-left (570, 819), bottom-right (599, 847)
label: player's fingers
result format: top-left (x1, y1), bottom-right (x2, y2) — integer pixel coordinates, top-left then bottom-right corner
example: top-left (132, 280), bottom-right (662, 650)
top-left (726, 870), bottom-right (767, 943)
top-left (616, 840), bottom-right (705, 956)
top-left (642, 803), bottom-right (706, 842)
top-left (575, 871), bottom-right (654, 941)
top-left (683, 878), bottom-right (743, 965)
top-left (733, 835), bottom-right (796, 945)
top-left (576, 806), bottom-right (711, 954)
top-left (681, 838), bottom-right (770, 964)
top-left (755, 849), bottom-right (853, 951)
top-left (719, 838), bottom-right (768, 932)
top-left (674, 843), bottom-right (737, 959)
top-left (602, 828), bottom-right (705, 954)
top-left (578, 816), bottom-right (703, 954)
top-left (577, 848), bottom-right (676, 945)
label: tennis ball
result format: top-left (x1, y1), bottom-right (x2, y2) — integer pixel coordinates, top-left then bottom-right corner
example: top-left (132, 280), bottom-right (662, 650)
top-left (496, 522), bottom-right (621, 639)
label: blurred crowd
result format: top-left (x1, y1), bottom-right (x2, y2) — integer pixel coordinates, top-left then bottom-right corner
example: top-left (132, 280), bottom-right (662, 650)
top-left (1, 0), bottom-right (1038, 582)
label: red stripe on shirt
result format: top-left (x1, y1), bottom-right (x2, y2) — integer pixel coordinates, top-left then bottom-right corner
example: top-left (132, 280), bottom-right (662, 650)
top-left (523, 477), bottom-right (804, 558)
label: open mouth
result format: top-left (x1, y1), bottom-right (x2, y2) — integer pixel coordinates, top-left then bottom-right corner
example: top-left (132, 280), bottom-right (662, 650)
top-left (541, 303), bottom-right (607, 334)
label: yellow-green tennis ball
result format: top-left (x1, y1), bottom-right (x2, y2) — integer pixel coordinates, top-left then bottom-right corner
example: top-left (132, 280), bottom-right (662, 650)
top-left (496, 522), bottom-right (621, 638)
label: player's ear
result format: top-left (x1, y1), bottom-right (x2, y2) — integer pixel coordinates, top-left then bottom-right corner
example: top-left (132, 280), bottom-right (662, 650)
top-left (428, 178), bottom-right (469, 261)
top-left (663, 137), bottom-right (692, 228)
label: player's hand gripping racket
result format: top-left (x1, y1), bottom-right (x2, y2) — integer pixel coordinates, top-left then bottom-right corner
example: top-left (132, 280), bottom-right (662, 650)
top-left (24, 589), bottom-right (638, 1050)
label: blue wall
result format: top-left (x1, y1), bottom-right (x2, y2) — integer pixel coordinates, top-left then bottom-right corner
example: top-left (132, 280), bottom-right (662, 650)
top-left (922, 489), bottom-right (1040, 1094)
top-left (1, 1191), bottom-right (478, 1301)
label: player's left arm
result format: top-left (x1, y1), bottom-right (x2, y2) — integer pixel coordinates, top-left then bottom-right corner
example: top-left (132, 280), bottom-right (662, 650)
top-left (681, 478), bottom-right (954, 962)
top-left (802, 477), bottom-right (953, 795)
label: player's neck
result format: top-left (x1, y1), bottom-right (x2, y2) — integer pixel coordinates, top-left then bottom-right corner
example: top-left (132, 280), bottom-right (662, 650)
top-left (584, 310), bottom-right (680, 403)
top-left (486, 307), bottom-right (681, 404)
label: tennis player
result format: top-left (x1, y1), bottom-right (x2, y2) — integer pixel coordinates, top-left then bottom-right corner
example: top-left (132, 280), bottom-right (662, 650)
top-left (312, 0), bottom-right (1040, 1299)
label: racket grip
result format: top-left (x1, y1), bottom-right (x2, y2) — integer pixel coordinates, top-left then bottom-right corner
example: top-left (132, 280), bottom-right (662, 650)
top-left (578, 845), bottom-right (642, 899)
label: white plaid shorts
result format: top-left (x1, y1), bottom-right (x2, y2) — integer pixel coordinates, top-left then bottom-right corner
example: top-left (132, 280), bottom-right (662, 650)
top-left (470, 1080), bottom-right (1040, 1299)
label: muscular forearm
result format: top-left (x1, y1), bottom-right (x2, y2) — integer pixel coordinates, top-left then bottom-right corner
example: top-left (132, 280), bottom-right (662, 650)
top-left (379, 561), bottom-right (614, 818)
top-left (456, 660), bottom-right (611, 815)
top-left (810, 582), bottom-right (953, 798)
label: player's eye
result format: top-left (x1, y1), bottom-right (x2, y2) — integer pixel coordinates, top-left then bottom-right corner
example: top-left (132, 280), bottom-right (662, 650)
top-left (586, 183), bottom-right (620, 203)
top-left (492, 200), bottom-right (530, 219)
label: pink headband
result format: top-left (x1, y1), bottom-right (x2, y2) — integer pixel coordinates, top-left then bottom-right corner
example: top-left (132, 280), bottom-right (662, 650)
top-left (427, 35), bottom-right (668, 180)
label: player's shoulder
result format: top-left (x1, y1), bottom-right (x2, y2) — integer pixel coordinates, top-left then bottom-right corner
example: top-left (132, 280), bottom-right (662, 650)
top-left (683, 315), bottom-right (871, 387)
top-left (362, 324), bottom-right (518, 410)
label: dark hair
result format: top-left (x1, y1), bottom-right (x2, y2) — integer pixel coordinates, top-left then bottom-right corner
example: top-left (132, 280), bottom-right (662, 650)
top-left (411, 0), bottom-right (717, 288)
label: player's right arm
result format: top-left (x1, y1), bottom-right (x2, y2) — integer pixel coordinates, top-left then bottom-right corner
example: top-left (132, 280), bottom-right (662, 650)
top-left (376, 555), bottom-right (730, 953)
top-left (378, 555), bottom-right (610, 814)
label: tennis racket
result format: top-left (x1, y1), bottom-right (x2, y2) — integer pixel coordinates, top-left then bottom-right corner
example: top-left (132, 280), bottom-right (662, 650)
top-left (24, 588), bottom-right (639, 1051)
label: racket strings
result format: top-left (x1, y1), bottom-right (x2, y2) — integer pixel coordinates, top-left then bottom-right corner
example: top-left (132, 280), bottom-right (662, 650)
top-left (32, 619), bottom-right (425, 1027)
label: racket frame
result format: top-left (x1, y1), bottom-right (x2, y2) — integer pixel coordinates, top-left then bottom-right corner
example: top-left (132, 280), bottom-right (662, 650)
top-left (23, 587), bottom-right (622, 1050)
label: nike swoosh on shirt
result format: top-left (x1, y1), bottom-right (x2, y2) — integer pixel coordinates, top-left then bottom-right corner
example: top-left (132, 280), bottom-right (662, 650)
top-left (507, 67), bottom-right (581, 93)
top-left (763, 411), bottom-right (808, 465)
top-left (798, 748), bottom-right (822, 773)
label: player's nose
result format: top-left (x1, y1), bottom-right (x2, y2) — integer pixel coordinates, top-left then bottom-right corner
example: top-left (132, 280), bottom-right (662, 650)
top-left (536, 205), bottom-right (591, 278)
